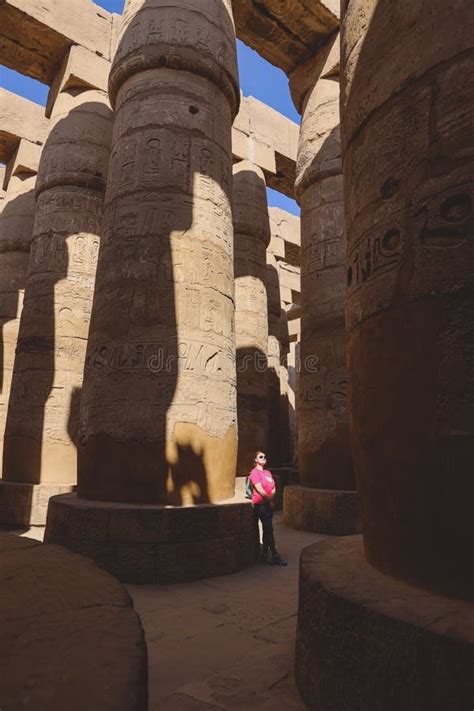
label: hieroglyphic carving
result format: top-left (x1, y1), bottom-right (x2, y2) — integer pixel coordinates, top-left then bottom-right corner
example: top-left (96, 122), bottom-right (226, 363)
top-left (78, 0), bottom-right (240, 504)
top-left (342, 0), bottom-right (474, 596)
top-left (2, 90), bottom-right (112, 488)
top-left (0, 173), bottom-right (36, 474)
top-left (233, 161), bottom-right (271, 474)
top-left (346, 183), bottom-right (474, 330)
top-left (296, 70), bottom-right (354, 489)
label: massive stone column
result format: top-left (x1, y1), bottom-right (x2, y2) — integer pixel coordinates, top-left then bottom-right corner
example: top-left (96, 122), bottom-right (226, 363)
top-left (343, 0), bottom-right (473, 599)
top-left (284, 36), bottom-right (360, 535)
top-left (0, 167), bottom-right (5, 212)
top-left (265, 251), bottom-right (283, 467)
top-left (0, 164), bottom-right (37, 475)
top-left (294, 4), bottom-right (474, 708)
top-left (233, 160), bottom-right (270, 476)
top-left (45, 0), bottom-right (259, 584)
top-left (0, 86), bottom-right (112, 527)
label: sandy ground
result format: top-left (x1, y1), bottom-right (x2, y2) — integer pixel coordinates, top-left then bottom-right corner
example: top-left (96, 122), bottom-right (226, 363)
top-left (128, 514), bottom-right (326, 710)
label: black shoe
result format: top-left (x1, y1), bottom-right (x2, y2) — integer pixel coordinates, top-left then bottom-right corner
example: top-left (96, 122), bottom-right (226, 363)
top-left (270, 553), bottom-right (287, 566)
top-left (260, 549), bottom-right (271, 564)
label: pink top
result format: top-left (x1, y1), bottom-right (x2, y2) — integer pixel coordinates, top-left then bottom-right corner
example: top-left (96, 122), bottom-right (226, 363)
top-left (249, 468), bottom-right (275, 505)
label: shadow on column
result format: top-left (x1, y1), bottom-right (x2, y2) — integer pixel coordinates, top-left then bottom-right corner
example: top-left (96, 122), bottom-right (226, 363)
top-left (2, 100), bottom-right (110, 488)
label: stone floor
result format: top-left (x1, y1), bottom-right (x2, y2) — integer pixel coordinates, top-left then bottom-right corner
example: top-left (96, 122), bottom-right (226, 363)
top-left (128, 514), bottom-right (326, 710)
top-left (4, 514), bottom-right (326, 709)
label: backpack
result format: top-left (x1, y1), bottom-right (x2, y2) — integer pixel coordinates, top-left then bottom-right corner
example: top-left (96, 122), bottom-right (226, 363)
top-left (245, 475), bottom-right (253, 500)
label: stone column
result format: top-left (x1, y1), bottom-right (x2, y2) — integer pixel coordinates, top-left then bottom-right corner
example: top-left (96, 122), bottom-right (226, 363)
top-left (265, 251), bottom-right (284, 467)
top-left (284, 36), bottom-right (361, 535)
top-left (0, 167), bottom-right (5, 212)
top-left (45, 0), bottom-right (259, 584)
top-left (294, 4), bottom-right (474, 708)
top-left (0, 86), bottom-right (112, 527)
top-left (0, 162), bottom-right (37, 476)
top-left (342, 0), bottom-right (473, 599)
top-left (233, 160), bottom-right (270, 476)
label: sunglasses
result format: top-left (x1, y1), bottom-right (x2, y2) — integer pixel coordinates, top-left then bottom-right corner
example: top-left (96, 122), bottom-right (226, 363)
top-left (257, 455), bottom-right (267, 460)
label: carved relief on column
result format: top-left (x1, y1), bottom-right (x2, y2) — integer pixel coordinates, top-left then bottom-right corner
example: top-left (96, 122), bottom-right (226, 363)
top-left (78, 0), bottom-right (240, 504)
top-left (293, 41), bottom-right (354, 490)
top-left (0, 171), bottom-right (36, 471)
top-left (265, 251), bottom-right (283, 466)
top-left (233, 160), bottom-right (270, 475)
top-left (3, 88), bottom-right (112, 486)
top-left (342, 0), bottom-right (474, 597)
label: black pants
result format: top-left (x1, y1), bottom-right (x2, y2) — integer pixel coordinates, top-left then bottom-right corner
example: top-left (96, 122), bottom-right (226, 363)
top-left (254, 503), bottom-right (276, 555)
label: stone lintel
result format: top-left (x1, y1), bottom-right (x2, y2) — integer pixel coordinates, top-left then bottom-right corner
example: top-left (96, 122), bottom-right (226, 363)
top-left (279, 261), bottom-right (301, 293)
top-left (284, 485), bottom-right (361, 534)
top-left (233, 0), bottom-right (340, 75)
top-left (45, 493), bottom-right (260, 584)
top-left (288, 318), bottom-right (301, 342)
top-left (0, 89), bottom-right (49, 165)
top-left (296, 536), bottom-right (474, 710)
top-left (232, 128), bottom-right (277, 175)
top-left (46, 44), bottom-right (111, 118)
top-left (0, 481), bottom-right (75, 527)
top-left (0, 0), bottom-right (339, 87)
top-left (0, 0), bottom-right (114, 85)
top-left (269, 206), bottom-right (301, 245)
top-left (233, 96), bottom-right (299, 198)
top-left (270, 206), bottom-right (301, 268)
top-left (3, 139), bottom-right (42, 187)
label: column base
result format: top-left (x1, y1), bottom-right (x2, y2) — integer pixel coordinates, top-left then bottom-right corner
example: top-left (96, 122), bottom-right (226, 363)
top-left (283, 484), bottom-right (361, 534)
top-left (45, 492), bottom-right (260, 584)
top-left (0, 480), bottom-right (75, 527)
top-left (296, 536), bottom-right (474, 711)
top-left (0, 532), bottom-right (147, 710)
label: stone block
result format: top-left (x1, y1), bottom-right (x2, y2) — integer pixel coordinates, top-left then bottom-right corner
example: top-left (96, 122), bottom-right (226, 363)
top-left (296, 536), bottom-right (474, 711)
top-left (283, 484), bottom-right (361, 535)
top-left (269, 206), bottom-right (301, 246)
top-left (0, 89), bottom-right (48, 164)
top-left (45, 494), bottom-right (259, 584)
top-left (217, 504), bottom-right (243, 537)
top-left (46, 44), bottom-right (111, 117)
top-left (65, 503), bottom-right (110, 542)
top-left (288, 318), bottom-right (301, 341)
top-left (115, 543), bottom-right (158, 585)
top-left (5, 139), bottom-right (42, 181)
top-left (0, 0), bottom-right (114, 84)
top-left (233, 0), bottom-right (339, 74)
top-left (232, 96), bottom-right (299, 197)
top-left (169, 506), bottom-right (220, 543)
top-left (0, 481), bottom-right (75, 527)
top-left (279, 262), bottom-right (301, 292)
top-left (232, 128), bottom-right (277, 174)
top-left (108, 506), bottom-right (170, 544)
top-left (155, 543), bottom-right (183, 584)
top-left (246, 96), bottom-right (299, 164)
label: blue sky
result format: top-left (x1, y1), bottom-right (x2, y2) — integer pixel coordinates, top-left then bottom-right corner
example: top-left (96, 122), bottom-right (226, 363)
top-left (0, 0), bottom-right (300, 214)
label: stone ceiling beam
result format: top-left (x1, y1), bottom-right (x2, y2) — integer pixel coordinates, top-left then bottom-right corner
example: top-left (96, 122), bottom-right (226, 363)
top-left (0, 89), bottom-right (49, 164)
top-left (232, 0), bottom-right (340, 74)
top-left (0, 0), bottom-right (115, 85)
top-left (233, 95), bottom-right (299, 197)
top-left (1, 0), bottom-right (339, 87)
top-left (0, 90), bottom-right (297, 200)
